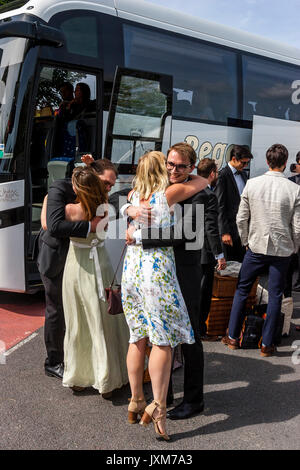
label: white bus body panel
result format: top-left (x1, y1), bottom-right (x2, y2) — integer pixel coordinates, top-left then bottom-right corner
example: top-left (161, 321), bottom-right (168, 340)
top-left (251, 115), bottom-right (300, 177)
top-left (171, 120), bottom-right (252, 171)
top-left (0, 0), bottom-right (117, 21)
top-left (0, 180), bottom-right (25, 292)
top-left (3, 0), bottom-right (300, 65)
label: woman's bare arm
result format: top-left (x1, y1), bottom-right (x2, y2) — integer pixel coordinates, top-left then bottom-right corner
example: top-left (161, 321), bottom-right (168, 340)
top-left (41, 195), bottom-right (48, 230)
top-left (65, 203), bottom-right (85, 222)
top-left (165, 175), bottom-right (208, 206)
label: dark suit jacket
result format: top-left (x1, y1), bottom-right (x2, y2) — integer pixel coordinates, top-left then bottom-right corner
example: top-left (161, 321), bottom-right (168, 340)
top-left (289, 174), bottom-right (300, 185)
top-left (200, 188), bottom-right (223, 265)
top-left (108, 187), bottom-right (132, 218)
top-left (37, 179), bottom-right (89, 278)
top-left (214, 164), bottom-right (247, 240)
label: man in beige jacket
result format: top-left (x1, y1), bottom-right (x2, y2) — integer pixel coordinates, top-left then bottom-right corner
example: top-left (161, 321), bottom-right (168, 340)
top-left (222, 144), bottom-right (300, 356)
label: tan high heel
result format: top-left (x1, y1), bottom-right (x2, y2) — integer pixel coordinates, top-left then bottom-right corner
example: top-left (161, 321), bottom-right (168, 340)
top-left (140, 400), bottom-right (170, 441)
top-left (128, 398), bottom-right (147, 424)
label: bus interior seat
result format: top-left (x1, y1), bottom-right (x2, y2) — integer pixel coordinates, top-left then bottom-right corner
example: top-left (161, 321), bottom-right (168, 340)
top-left (174, 99), bottom-right (191, 117)
top-left (47, 160), bottom-right (71, 187)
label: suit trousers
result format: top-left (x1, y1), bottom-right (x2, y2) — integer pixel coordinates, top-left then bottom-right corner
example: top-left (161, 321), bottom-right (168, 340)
top-left (222, 236), bottom-right (245, 263)
top-left (40, 271), bottom-right (65, 366)
top-left (228, 249), bottom-right (291, 347)
top-left (174, 263), bottom-right (204, 404)
top-left (199, 263), bottom-right (215, 336)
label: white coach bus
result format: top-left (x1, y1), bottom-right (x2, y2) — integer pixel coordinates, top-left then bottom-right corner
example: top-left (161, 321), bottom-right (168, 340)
top-left (1, 0), bottom-right (300, 292)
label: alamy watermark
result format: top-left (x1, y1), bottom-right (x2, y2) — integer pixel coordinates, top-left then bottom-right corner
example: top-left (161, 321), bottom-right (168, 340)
top-left (0, 340), bottom-right (6, 365)
top-left (291, 340), bottom-right (300, 365)
top-left (95, 197), bottom-right (205, 251)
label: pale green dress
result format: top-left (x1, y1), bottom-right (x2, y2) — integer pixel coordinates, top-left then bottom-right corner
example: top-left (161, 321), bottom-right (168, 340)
top-left (62, 231), bottom-right (129, 394)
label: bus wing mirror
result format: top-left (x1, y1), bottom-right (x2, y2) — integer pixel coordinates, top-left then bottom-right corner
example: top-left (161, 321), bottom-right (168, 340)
top-left (0, 21), bottom-right (65, 47)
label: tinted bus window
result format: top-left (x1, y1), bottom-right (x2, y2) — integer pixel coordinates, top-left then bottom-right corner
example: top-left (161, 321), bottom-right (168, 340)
top-left (242, 55), bottom-right (300, 122)
top-left (59, 15), bottom-right (99, 58)
top-left (123, 24), bottom-right (238, 124)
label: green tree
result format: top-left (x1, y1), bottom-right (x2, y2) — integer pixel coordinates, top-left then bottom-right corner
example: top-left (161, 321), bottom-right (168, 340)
top-left (0, 1), bottom-right (28, 10)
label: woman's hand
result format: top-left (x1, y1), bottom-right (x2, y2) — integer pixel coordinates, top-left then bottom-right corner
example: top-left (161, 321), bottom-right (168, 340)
top-left (81, 154), bottom-right (94, 165)
top-left (126, 205), bottom-right (152, 225)
top-left (126, 224), bottom-right (137, 245)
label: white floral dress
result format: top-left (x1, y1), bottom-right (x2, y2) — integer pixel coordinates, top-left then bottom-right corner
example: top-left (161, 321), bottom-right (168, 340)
top-left (121, 191), bottom-right (195, 348)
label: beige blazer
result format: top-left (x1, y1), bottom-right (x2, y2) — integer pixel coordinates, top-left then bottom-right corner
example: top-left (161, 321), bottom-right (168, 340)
top-left (237, 171), bottom-right (300, 257)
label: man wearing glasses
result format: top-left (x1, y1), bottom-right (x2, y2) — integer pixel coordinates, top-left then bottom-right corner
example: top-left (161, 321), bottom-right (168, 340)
top-left (125, 143), bottom-right (206, 420)
top-left (215, 145), bottom-right (253, 262)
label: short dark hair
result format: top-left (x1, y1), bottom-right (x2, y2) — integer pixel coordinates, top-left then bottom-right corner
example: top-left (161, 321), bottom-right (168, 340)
top-left (296, 151), bottom-right (300, 164)
top-left (167, 142), bottom-right (197, 166)
top-left (89, 158), bottom-right (118, 177)
top-left (197, 158), bottom-right (217, 178)
top-left (266, 144), bottom-right (288, 169)
top-left (230, 145), bottom-right (253, 161)
top-left (60, 81), bottom-right (73, 92)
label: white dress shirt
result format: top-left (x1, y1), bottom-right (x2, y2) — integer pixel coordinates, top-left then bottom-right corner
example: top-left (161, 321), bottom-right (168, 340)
top-left (228, 162), bottom-right (246, 196)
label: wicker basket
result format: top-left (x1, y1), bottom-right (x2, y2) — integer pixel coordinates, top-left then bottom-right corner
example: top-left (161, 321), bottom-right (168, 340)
top-left (212, 273), bottom-right (258, 299)
top-left (206, 295), bottom-right (257, 336)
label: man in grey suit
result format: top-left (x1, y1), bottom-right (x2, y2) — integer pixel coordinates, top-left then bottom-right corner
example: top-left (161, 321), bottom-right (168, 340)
top-left (222, 144), bottom-right (300, 357)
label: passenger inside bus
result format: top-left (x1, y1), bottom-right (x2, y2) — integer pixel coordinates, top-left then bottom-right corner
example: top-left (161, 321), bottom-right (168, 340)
top-left (52, 82), bottom-right (95, 162)
top-left (190, 89), bottom-right (215, 121)
top-left (172, 90), bottom-right (191, 117)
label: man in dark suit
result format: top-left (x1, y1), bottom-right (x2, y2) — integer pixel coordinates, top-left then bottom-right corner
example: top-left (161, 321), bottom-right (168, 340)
top-left (196, 158), bottom-right (226, 339)
top-left (126, 143), bottom-right (208, 420)
top-left (37, 159), bottom-right (117, 379)
top-left (215, 145), bottom-right (253, 262)
top-left (288, 152), bottom-right (300, 295)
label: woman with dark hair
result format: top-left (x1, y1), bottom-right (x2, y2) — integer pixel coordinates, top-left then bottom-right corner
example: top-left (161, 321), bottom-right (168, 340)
top-left (62, 167), bottom-right (129, 397)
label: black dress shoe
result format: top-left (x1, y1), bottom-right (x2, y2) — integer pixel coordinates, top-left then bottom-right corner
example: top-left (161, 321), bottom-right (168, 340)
top-left (166, 393), bottom-right (174, 406)
top-left (167, 401), bottom-right (204, 420)
top-left (45, 363), bottom-right (64, 379)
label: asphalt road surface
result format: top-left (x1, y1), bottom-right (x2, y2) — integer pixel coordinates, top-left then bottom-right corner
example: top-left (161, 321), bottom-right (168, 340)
top-left (1, 290), bottom-right (300, 452)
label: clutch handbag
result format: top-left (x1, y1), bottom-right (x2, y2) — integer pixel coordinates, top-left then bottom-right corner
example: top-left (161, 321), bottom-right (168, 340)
top-left (105, 245), bottom-right (126, 315)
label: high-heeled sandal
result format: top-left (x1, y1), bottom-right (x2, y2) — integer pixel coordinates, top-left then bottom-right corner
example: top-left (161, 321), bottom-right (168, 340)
top-left (128, 398), bottom-right (147, 424)
top-left (140, 400), bottom-right (170, 441)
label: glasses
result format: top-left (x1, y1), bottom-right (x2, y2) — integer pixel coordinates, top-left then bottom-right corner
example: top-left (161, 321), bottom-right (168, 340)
top-left (239, 160), bottom-right (249, 167)
top-left (166, 161), bottom-right (192, 172)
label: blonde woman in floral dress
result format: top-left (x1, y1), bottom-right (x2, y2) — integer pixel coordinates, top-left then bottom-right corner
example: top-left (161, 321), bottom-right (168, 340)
top-left (121, 151), bottom-right (207, 440)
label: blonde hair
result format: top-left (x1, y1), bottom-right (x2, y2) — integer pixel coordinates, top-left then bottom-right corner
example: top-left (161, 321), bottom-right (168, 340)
top-left (132, 151), bottom-right (169, 200)
top-left (72, 167), bottom-right (107, 221)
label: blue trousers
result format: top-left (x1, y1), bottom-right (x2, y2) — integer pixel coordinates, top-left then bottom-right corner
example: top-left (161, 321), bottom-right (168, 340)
top-left (228, 249), bottom-right (291, 347)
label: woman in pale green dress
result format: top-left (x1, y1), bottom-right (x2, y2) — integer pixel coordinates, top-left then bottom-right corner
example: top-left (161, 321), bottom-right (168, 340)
top-left (62, 167), bottom-right (129, 396)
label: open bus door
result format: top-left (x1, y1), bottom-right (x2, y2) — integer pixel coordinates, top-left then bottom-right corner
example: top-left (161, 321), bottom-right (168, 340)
top-left (104, 67), bottom-right (172, 281)
top-left (105, 67), bottom-right (173, 179)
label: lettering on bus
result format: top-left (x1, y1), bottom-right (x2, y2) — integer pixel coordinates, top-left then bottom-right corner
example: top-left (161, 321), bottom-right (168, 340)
top-left (0, 188), bottom-right (20, 203)
top-left (185, 135), bottom-right (235, 169)
top-left (291, 80), bottom-right (300, 105)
